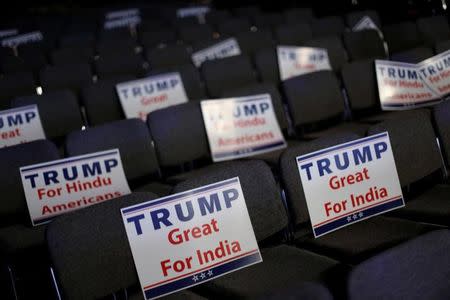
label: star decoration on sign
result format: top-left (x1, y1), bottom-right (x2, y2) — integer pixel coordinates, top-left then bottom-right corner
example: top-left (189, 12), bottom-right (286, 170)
top-left (358, 212), bottom-right (364, 218)
top-left (200, 273), bottom-right (206, 279)
top-left (347, 216), bottom-right (352, 222)
top-left (352, 214), bottom-right (358, 220)
top-left (207, 270), bottom-right (213, 277)
top-left (192, 275), bottom-right (199, 282)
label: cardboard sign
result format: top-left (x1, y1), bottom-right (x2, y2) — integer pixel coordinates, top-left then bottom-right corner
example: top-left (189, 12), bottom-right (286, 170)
top-left (296, 132), bottom-right (404, 238)
top-left (417, 49), bottom-right (450, 96)
top-left (191, 38), bottom-right (241, 67)
top-left (121, 177), bottom-right (261, 299)
top-left (0, 105), bottom-right (45, 148)
top-left (201, 94), bottom-right (287, 162)
top-left (277, 46), bottom-right (332, 81)
top-left (104, 15), bottom-right (141, 29)
top-left (106, 8), bottom-right (140, 20)
top-left (177, 6), bottom-right (210, 18)
top-left (375, 60), bottom-right (441, 110)
top-left (1, 31), bottom-right (43, 48)
top-left (20, 149), bottom-right (131, 226)
top-left (352, 16), bottom-right (380, 32)
top-left (0, 29), bottom-right (18, 38)
top-left (116, 72), bottom-right (188, 120)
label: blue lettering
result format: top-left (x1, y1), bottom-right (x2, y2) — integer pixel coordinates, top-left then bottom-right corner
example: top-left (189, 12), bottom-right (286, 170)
top-left (150, 208), bottom-right (173, 230)
top-left (353, 146), bottom-right (373, 165)
top-left (127, 214), bottom-right (145, 235)
top-left (198, 194), bottom-right (222, 215)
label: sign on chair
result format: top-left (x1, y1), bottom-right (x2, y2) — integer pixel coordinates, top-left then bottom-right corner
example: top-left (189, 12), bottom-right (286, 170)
top-left (121, 177), bottom-right (262, 299)
top-left (201, 94), bottom-right (287, 162)
top-left (296, 133), bottom-right (404, 238)
top-left (191, 38), bottom-right (241, 67)
top-left (20, 149), bottom-right (131, 226)
top-left (116, 72), bottom-right (188, 120)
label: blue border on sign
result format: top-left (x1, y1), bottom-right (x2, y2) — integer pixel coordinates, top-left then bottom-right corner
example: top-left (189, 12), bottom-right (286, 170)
top-left (213, 141), bottom-right (285, 160)
top-left (382, 98), bottom-right (441, 108)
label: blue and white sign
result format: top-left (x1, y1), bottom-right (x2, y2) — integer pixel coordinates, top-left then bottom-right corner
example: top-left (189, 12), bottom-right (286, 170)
top-left (352, 16), bottom-right (380, 32)
top-left (20, 149), bottom-right (131, 226)
top-left (104, 15), bottom-right (141, 29)
top-left (116, 72), bottom-right (188, 120)
top-left (201, 94), bottom-right (287, 162)
top-left (1, 31), bottom-right (43, 47)
top-left (277, 46), bottom-right (332, 81)
top-left (121, 177), bottom-right (261, 300)
top-left (0, 105), bottom-right (45, 148)
top-left (105, 8), bottom-right (140, 20)
top-left (177, 6), bottom-right (210, 19)
top-left (417, 49), bottom-right (450, 97)
top-left (296, 133), bottom-right (404, 238)
top-left (191, 38), bottom-right (241, 67)
top-left (0, 28), bottom-right (18, 38)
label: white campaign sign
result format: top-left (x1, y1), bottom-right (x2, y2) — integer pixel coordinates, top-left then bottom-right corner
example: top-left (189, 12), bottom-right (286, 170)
top-left (0, 29), bottom-right (18, 38)
top-left (20, 149), bottom-right (131, 226)
top-left (201, 94), bottom-right (287, 162)
top-left (296, 133), bottom-right (404, 238)
top-left (1, 31), bottom-right (43, 47)
top-left (417, 49), bottom-right (450, 96)
top-left (191, 38), bottom-right (241, 67)
top-left (352, 16), bottom-right (380, 32)
top-left (106, 8), bottom-right (140, 20)
top-left (104, 15), bottom-right (141, 29)
top-left (116, 72), bottom-right (188, 120)
top-left (177, 6), bottom-right (210, 18)
top-left (277, 46), bottom-right (332, 81)
top-left (0, 105), bottom-right (45, 148)
top-left (375, 60), bottom-right (441, 110)
top-left (121, 177), bottom-right (262, 300)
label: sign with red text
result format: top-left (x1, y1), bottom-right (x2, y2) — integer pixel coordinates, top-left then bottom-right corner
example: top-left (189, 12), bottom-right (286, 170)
top-left (201, 94), bottom-right (287, 162)
top-left (0, 105), bottom-right (45, 148)
top-left (20, 149), bottom-right (131, 226)
top-left (417, 50), bottom-right (450, 97)
top-left (116, 72), bottom-right (188, 120)
top-left (121, 177), bottom-right (261, 300)
top-left (375, 60), bottom-right (441, 110)
top-left (278, 46), bottom-right (332, 81)
top-left (191, 38), bottom-right (241, 67)
top-left (1, 31), bottom-right (43, 47)
top-left (296, 132), bottom-right (404, 238)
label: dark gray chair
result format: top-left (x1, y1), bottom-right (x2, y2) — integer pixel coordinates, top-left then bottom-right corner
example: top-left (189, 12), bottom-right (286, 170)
top-left (383, 22), bottom-right (423, 54)
top-left (417, 16), bottom-right (450, 47)
top-left (0, 72), bottom-right (36, 110)
top-left (274, 23), bottom-right (313, 46)
top-left (39, 63), bottom-right (93, 95)
top-left (343, 30), bottom-right (386, 61)
top-left (345, 10), bottom-right (381, 29)
top-left (304, 36), bottom-right (349, 72)
top-left (311, 16), bottom-right (346, 38)
top-left (390, 46), bottom-right (434, 63)
top-left (283, 8), bottom-right (315, 24)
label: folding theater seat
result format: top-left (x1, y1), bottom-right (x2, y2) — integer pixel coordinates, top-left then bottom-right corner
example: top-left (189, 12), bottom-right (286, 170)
top-left (172, 160), bottom-right (342, 298)
top-left (343, 30), bottom-right (387, 61)
top-left (347, 229), bottom-right (450, 300)
top-left (0, 53), bottom-right (34, 75)
top-left (274, 23), bottom-right (313, 46)
top-left (146, 44), bottom-right (191, 69)
top-left (178, 24), bottom-right (215, 44)
top-left (96, 36), bottom-right (138, 58)
top-left (94, 52), bottom-right (145, 79)
top-left (137, 19), bottom-right (168, 33)
top-left (283, 7), bottom-right (315, 24)
top-left (81, 75), bottom-right (134, 126)
top-left (254, 47), bottom-right (280, 84)
top-left (417, 16), bottom-right (450, 47)
top-left (251, 12), bottom-right (284, 30)
top-left (58, 32), bottom-right (96, 49)
top-left (217, 17), bottom-right (252, 36)
top-left (259, 283), bottom-right (333, 300)
top-left (304, 36), bottom-right (349, 72)
top-left (390, 46), bottom-right (434, 63)
top-left (140, 29), bottom-right (178, 49)
top-left (47, 192), bottom-right (206, 300)
top-left (65, 119), bottom-right (172, 196)
top-left (39, 63), bottom-right (93, 95)
top-left (201, 55), bottom-right (258, 97)
top-left (98, 27), bottom-right (133, 42)
top-left (282, 70), bottom-right (367, 139)
top-left (279, 132), bottom-right (437, 263)
top-left (311, 16), bottom-right (346, 38)
top-left (171, 16), bottom-right (199, 29)
top-left (383, 22), bottom-right (423, 55)
top-left (50, 46), bottom-right (94, 66)
top-left (234, 5), bottom-right (262, 18)
top-left (368, 110), bottom-right (450, 227)
top-left (345, 10), bottom-right (381, 29)
top-left (235, 30), bottom-right (275, 56)
top-left (204, 9), bottom-right (232, 26)
top-left (435, 39), bottom-right (450, 54)
top-left (16, 43), bottom-right (49, 73)
top-left (11, 90), bottom-right (83, 146)
top-left (0, 72), bottom-right (36, 110)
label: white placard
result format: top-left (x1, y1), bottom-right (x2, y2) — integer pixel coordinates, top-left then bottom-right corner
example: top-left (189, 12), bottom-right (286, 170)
top-left (106, 8), bottom-right (140, 20)
top-left (121, 177), bottom-right (262, 300)
top-left (296, 133), bottom-right (404, 238)
top-left (191, 38), bottom-right (241, 68)
top-left (0, 105), bottom-right (45, 148)
top-left (352, 16), bottom-right (380, 32)
top-left (116, 72), bottom-right (188, 120)
top-left (1, 31), bottom-right (43, 47)
top-left (177, 6), bottom-right (210, 18)
top-left (104, 15), bottom-right (141, 29)
top-left (201, 94), bottom-right (287, 162)
top-left (20, 149), bottom-right (131, 226)
top-left (0, 29), bottom-right (19, 38)
top-left (375, 60), bottom-right (441, 110)
top-left (417, 49), bottom-right (450, 96)
top-left (277, 46), bottom-right (332, 81)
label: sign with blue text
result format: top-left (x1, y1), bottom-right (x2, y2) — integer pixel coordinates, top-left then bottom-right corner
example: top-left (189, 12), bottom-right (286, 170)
top-left (191, 38), bottom-right (241, 67)
top-left (121, 177), bottom-right (262, 299)
top-left (177, 6), bottom-right (210, 19)
top-left (105, 8), bottom-right (140, 20)
top-left (277, 46), bottom-right (332, 81)
top-left (0, 105), bottom-right (45, 148)
top-left (20, 149), bottom-right (131, 226)
top-left (201, 94), bottom-right (287, 162)
top-left (352, 16), bottom-right (380, 32)
top-left (104, 15), bottom-right (141, 29)
top-left (296, 133), bottom-right (404, 238)
top-left (0, 29), bottom-right (18, 38)
top-left (1, 31), bottom-right (43, 47)
top-left (417, 50), bottom-right (450, 97)
top-left (116, 72), bottom-right (188, 120)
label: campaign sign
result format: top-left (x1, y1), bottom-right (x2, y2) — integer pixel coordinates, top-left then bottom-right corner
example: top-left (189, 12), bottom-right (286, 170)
top-left (0, 29), bottom-right (18, 38)
top-left (0, 105), bottom-right (45, 148)
top-left (106, 8), bottom-right (140, 20)
top-left (277, 46), bottom-right (332, 81)
top-left (201, 94), bottom-right (287, 162)
top-left (116, 72), bottom-right (188, 120)
top-left (191, 38), bottom-right (241, 67)
top-left (104, 15), bottom-right (141, 29)
top-left (375, 60), bottom-right (441, 110)
top-left (177, 6), bottom-right (210, 18)
top-left (296, 132), bottom-right (404, 238)
top-left (1, 31), bottom-right (43, 47)
top-left (352, 16), bottom-right (380, 32)
top-left (417, 49), bottom-right (450, 96)
top-left (121, 177), bottom-right (262, 299)
top-left (20, 149), bottom-right (131, 226)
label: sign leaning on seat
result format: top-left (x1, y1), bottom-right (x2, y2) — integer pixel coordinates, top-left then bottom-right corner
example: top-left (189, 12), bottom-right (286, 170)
top-left (297, 132), bottom-right (404, 238)
top-left (1, 31), bottom-right (43, 48)
top-left (20, 149), bottom-right (131, 226)
top-left (116, 72), bottom-right (188, 121)
top-left (121, 177), bottom-right (262, 299)
top-left (201, 94), bottom-right (287, 162)
top-left (191, 38), bottom-right (241, 67)
top-left (0, 105), bottom-right (45, 148)
top-left (376, 49), bottom-right (450, 110)
top-left (277, 46), bottom-right (332, 81)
